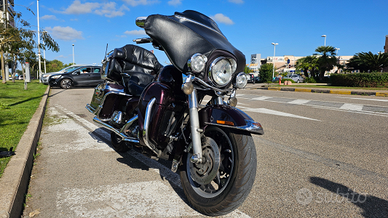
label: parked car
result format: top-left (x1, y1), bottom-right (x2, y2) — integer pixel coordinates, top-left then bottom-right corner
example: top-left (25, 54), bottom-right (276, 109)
top-left (246, 73), bottom-right (256, 83)
top-left (41, 65), bottom-right (83, 84)
top-left (49, 66), bottom-right (103, 89)
top-left (284, 74), bottom-right (304, 83)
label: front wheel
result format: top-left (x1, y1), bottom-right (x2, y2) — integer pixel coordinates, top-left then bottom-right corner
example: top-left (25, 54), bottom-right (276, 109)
top-left (60, 78), bottom-right (73, 89)
top-left (179, 126), bottom-right (257, 216)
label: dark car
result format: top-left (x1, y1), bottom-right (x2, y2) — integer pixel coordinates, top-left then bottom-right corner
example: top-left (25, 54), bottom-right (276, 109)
top-left (246, 73), bottom-right (256, 83)
top-left (49, 66), bottom-right (103, 89)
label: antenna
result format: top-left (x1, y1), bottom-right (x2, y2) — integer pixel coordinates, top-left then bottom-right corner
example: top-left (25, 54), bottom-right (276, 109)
top-left (104, 43), bottom-right (109, 58)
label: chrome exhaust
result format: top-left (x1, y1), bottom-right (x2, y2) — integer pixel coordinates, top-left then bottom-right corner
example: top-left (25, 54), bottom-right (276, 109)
top-left (93, 116), bottom-right (139, 144)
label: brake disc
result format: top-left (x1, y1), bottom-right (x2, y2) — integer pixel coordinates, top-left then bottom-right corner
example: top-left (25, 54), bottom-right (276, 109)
top-left (189, 137), bottom-right (220, 185)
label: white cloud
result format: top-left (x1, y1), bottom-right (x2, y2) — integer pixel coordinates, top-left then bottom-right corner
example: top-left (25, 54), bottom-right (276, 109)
top-left (59, 0), bottom-right (130, 18)
top-left (122, 0), bottom-right (159, 7)
top-left (211, 13), bottom-right (234, 25)
top-left (168, 0), bottom-right (182, 6)
top-left (94, 2), bottom-right (129, 18)
top-left (46, 26), bottom-right (83, 41)
top-left (228, 0), bottom-right (244, 4)
top-left (62, 0), bottom-right (100, 15)
top-left (124, 30), bottom-right (146, 35)
top-left (41, 15), bottom-right (58, 20)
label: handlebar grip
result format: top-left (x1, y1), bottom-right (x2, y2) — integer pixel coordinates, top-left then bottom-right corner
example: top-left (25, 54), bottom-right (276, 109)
top-left (133, 38), bottom-right (152, 44)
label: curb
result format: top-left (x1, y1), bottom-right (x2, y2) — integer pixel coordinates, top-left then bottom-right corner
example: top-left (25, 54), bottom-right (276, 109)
top-left (0, 86), bottom-right (50, 218)
top-left (259, 87), bottom-right (388, 97)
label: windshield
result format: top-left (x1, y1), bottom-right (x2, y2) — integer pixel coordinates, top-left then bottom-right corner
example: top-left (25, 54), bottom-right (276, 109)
top-left (144, 10), bottom-right (245, 73)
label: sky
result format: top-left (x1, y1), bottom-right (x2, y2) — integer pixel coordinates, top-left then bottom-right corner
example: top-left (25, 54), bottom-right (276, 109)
top-left (14, 0), bottom-right (388, 68)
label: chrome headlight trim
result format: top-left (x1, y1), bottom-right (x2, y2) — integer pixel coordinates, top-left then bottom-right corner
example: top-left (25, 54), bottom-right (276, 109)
top-left (208, 57), bottom-right (237, 87)
top-left (188, 53), bottom-right (208, 73)
top-left (235, 72), bottom-right (247, 89)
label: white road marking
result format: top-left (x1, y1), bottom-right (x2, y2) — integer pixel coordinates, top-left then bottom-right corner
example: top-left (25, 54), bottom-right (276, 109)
top-left (339, 103), bottom-right (363, 111)
top-left (252, 96), bottom-right (272, 101)
top-left (53, 105), bottom-right (251, 217)
top-left (239, 106), bottom-right (320, 121)
top-left (339, 97), bottom-right (388, 102)
top-left (288, 99), bottom-right (311, 105)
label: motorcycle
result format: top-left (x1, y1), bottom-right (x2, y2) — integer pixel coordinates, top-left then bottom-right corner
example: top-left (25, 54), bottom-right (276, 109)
top-left (86, 10), bottom-right (264, 216)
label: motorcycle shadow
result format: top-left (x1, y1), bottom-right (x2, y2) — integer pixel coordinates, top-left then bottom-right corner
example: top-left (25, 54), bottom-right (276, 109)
top-left (88, 128), bottom-right (194, 210)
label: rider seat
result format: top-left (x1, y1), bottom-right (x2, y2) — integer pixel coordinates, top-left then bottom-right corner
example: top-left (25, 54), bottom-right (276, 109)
top-left (106, 44), bottom-right (163, 96)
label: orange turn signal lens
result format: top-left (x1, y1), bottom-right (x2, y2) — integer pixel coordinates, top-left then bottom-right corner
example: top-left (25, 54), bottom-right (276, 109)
top-left (216, 120), bottom-right (234, 126)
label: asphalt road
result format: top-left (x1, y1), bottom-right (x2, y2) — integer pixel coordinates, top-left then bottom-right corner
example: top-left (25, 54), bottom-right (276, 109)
top-left (23, 85), bottom-right (388, 218)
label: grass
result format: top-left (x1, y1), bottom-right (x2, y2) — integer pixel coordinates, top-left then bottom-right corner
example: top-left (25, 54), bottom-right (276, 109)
top-left (0, 80), bottom-right (47, 178)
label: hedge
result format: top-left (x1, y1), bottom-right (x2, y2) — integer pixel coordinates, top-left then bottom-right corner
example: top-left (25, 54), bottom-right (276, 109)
top-left (330, 73), bottom-right (388, 88)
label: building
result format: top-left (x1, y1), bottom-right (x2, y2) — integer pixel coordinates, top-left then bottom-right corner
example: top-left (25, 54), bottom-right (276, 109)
top-left (1, 0), bottom-right (15, 27)
top-left (248, 54), bottom-right (261, 76)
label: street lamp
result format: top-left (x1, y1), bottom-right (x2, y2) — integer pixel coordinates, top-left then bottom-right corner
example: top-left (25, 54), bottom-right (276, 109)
top-left (321, 35), bottom-right (326, 46)
top-left (37, 0), bottom-right (42, 82)
top-left (271, 42), bottom-right (278, 80)
top-left (72, 44), bottom-right (75, 65)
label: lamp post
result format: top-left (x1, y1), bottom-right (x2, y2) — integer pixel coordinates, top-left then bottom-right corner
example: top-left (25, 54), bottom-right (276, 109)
top-left (37, 0), bottom-right (42, 82)
top-left (72, 44), bottom-right (75, 65)
top-left (321, 35), bottom-right (326, 46)
top-left (271, 42), bottom-right (278, 80)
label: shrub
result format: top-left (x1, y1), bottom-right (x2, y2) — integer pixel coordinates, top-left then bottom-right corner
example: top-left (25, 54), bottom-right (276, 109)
top-left (304, 77), bottom-right (317, 83)
top-left (330, 73), bottom-right (388, 87)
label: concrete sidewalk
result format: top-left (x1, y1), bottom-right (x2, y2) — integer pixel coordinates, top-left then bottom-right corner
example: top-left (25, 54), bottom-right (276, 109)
top-left (0, 86), bottom-right (50, 218)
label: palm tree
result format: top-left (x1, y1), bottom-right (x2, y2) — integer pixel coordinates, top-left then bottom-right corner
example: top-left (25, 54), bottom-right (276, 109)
top-left (296, 55), bottom-right (318, 78)
top-left (314, 46), bottom-right (338, 81)
top-left (315, 46), bottom-right (338, 80)
top-left (347, 52), bottom-right (388, 72)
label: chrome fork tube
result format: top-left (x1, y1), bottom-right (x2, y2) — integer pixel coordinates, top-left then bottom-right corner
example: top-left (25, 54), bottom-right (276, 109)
top-left (188, 89), bottom-right (203, 163)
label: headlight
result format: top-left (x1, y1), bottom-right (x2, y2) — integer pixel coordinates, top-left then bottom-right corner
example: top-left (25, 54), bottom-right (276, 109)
top-left (51, 75), bottom-right (61, 79)
top-left (43, 74), bottom-right (50, 78)
top-left (188, 53), bottom-right (207, 73)
top-left (209, 57), bottom-right (237, 87)
top-left (235, 72), bottom-right (247, 89)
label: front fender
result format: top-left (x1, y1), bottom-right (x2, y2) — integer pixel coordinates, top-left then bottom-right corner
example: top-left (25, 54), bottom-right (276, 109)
top-left (199, 104), bottom-right (264, 135)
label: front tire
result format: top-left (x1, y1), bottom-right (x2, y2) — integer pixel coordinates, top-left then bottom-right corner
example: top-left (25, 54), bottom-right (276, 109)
top-left (179, 126), bottom-right (257, 216)
top-left (60, 78), bottom-right (73, 89)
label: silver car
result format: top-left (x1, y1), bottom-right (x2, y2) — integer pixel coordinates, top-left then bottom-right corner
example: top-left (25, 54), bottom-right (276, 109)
top-left (284, 74), bottom-right (304, 83)
top-left (40, 65), bottom-right (82, 84)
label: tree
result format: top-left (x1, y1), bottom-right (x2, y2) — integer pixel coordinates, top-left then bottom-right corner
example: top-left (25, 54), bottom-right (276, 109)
top-left (244, 65), bottom-right (250, 74)
top-left (314, 46), bottom-right (337, 81)
top-left (296, 55), bottom-right (319, 78)
top-left (347, 52), bottom-right (388, 73)
top-left (1, 9), bottom-right (59, 84)
top-left (259, 63), bottom-right (273, 83)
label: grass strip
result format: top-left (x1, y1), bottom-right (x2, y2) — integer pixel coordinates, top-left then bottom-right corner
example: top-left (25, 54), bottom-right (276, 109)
top-left (0, 80), bottom-right (47, 178)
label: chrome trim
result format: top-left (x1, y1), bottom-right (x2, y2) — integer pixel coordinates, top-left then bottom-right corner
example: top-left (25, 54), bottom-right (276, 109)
top-left (193, 77), bottom-right (233, 93)
top-left (93, 116), bottom-right (140, 143)
top-left (188, 89), bottom-right (203, 163)
top-left (143, 98), bottom-right (162, 157)
top-left (86, 104), bottom-right (96, 114)
top-left (208, 57), bottom-right (235, 88)
top-left (120, 115), bottom-right (138, 134)
top-left (204, 120), bottom-right (264, 135)
top-left (136, 16), bottom-right (148, 28)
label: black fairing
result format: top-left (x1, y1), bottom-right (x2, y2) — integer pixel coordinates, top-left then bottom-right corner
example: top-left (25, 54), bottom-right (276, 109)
top-left (144, 10), bottom-right (246, 73)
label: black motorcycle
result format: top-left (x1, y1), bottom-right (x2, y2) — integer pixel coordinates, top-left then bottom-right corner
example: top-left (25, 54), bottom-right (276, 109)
top-left (86, 10), bottom-right (264, 216)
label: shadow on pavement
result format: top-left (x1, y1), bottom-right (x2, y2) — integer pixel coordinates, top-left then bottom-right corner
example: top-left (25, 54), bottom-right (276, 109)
top-left (310, 177), bottom-right (388, 218)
